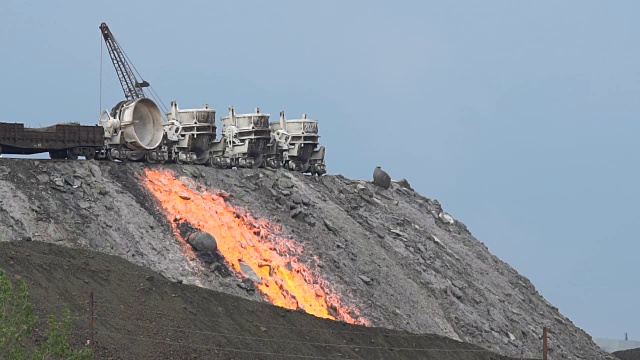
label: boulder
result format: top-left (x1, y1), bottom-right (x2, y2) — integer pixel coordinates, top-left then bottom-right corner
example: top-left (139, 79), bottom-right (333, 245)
top-left (323, 219), bottom-right (338, 234)
top-left (187, 231), bottom-right (217, 253)
top-left (439, 212), bottom-right (455, 224)
top-left (390, 229), bottom-right (408, 238)
top-left (290, 208), bottom-right (304, 219)
top-left (373, 166), bottom-right (391, 189)
top-left (238, 278), bottom-right (256, 292)
top-left (239, 261), bottom-right (262, 284)
top-left (359, 275), bottom-right (373, 285)
top-left (396, 178), bottom-right (413, 191)
top-left (356, 183), bottom-right (373, 198)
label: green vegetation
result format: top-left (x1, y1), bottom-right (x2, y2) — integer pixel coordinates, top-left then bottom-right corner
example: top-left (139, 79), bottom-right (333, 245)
top-left (0, 269), bottom-right (93, 359)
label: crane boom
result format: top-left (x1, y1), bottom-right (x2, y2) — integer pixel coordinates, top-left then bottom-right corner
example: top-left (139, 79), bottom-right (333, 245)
top-left (99, 22), bottom-right (148, 101)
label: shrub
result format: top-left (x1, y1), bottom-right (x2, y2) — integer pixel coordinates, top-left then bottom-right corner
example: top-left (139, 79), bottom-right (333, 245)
top-left (0, 269), bottom-right (93, 359)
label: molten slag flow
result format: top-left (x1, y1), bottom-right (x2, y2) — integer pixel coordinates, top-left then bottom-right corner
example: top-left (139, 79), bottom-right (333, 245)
top-left (142, 168), bottom-right (368, 325)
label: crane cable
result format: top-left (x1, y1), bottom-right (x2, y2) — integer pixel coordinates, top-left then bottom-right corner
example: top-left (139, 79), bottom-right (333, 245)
top-left (98, 27), bottom-right (169, 118)
top-left (113, 35), bottom-right (169, 115)
top-left (99, 31), bottom-right (103, 119)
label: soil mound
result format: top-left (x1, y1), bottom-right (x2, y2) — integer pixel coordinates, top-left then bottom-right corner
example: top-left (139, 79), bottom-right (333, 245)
top-left (1, 240), bottom-right (519, 360)
top-left (614, 347), bottom-right (640, 360)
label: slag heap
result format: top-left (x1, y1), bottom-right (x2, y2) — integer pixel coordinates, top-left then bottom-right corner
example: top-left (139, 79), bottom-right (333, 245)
top-left (142, 168), bottom-right (368, 325)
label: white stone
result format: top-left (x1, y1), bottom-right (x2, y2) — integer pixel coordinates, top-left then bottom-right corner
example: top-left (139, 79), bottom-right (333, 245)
top-left (439, 212), bottom-right (455, 224)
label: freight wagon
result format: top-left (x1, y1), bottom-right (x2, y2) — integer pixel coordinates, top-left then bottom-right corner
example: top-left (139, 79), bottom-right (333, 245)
top-left (0, 122), bottom-right (104, 160)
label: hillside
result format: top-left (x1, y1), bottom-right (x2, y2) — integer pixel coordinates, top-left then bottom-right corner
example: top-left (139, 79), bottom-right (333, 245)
top-left (0, 158), bottom-right (613, 359)
top-left (614, 348), bottom-right (640, 360)
top-left (1, 240), bottom-right (518, 360)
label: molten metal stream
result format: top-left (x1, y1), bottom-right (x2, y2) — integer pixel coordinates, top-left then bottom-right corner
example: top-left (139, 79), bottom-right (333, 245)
top-left (142, 168), bottom-right (368, 325)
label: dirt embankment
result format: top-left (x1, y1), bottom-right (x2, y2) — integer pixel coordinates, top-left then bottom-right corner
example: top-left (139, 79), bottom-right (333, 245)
top-left (1, 241), bottom-right (519, 360)
top-left (614, 348), bottom-right (640, 360)
top-left (0, 158), bottom-right (613, 359)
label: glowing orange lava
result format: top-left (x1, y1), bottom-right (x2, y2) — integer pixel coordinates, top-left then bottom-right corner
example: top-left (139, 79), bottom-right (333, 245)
top-left (142, 168), bottom-right (368, 325)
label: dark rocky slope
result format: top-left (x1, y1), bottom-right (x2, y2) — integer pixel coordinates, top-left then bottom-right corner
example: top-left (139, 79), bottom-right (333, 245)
top-left (0, 159), bottom-right (613, 359)
top-left (614, 348), bottom-right (640, 360)
top-left (1, 241), bottom-right (518, 360)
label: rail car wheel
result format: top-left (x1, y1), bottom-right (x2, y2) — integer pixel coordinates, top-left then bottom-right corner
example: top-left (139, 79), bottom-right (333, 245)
top-left (107, 149), bottom-right (123, 162)
top-left (265, 158), bottom-right (279, 169)
top-left (127, 150), bottom-right (146, 161)
top-left (66, 149), bottom-right (78, 160)
top-left (288, 161), bottom-right (302, 171)
top-left (85, 150), bottom-right (96, 160)
top-left (301, 161), bottom-right (311, 173)
top-left (252, 154), bottom-right (264, 168)
top-left (145, 152), bottom-right (157, 164)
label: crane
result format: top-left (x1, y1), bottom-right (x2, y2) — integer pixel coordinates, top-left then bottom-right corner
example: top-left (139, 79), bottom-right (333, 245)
top-left (98, 22), bottom-right (168, 163)
top-left (99, 22), bottom-right (150, 101)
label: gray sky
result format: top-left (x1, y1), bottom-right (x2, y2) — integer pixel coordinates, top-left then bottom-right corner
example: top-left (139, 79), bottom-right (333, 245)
top-left (1, 0), bottom-right (637, 340)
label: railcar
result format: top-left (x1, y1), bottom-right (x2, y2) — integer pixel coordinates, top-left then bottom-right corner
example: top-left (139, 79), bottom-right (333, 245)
top-left (0, 122), bottom-right (103, 160)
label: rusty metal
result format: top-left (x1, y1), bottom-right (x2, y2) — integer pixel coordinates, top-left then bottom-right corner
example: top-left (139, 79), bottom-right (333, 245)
top-left (88, 291), bottom-right (95, 350)
top-left (0, 122), bottom-right (103, 158)
top-left (543, 326), bottom-right (548, 360)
